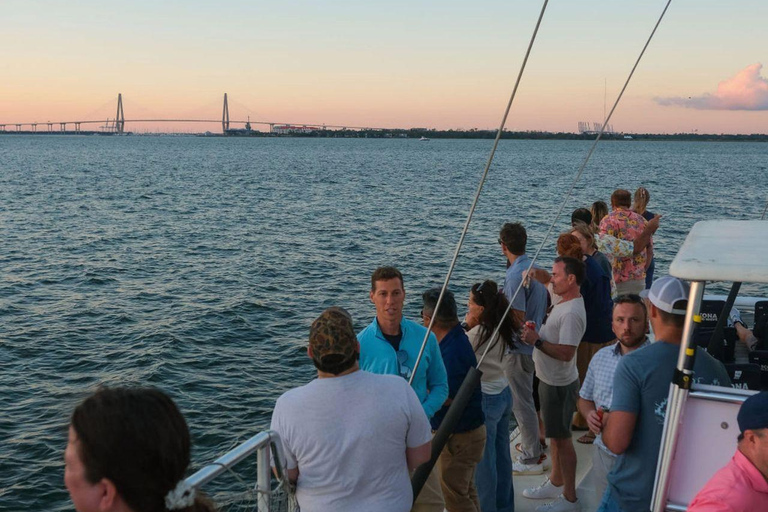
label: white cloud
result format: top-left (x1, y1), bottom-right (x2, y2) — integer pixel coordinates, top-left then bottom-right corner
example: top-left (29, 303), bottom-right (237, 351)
top-left (655, 63), bottom-right (768, 110)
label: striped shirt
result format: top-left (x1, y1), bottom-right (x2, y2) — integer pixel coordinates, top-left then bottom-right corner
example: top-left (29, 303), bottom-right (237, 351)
top-left (579, 338), bottom-right (650, 454)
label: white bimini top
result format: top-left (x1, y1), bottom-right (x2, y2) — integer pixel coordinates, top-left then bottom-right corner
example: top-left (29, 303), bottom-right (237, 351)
top-left (669, 220), bottom-right (768, 284)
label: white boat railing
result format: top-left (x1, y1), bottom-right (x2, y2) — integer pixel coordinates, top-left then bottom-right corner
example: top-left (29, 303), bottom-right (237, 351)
top-left (184, 430), bottom-right (289, 512)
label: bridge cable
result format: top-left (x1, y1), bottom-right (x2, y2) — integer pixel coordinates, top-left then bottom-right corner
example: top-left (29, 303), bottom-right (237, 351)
top-left (408, 0), bottom-right (550, 385)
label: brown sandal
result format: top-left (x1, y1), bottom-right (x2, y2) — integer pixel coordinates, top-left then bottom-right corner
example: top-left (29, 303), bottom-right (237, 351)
top-left (577, 433), bottom-right (596, 444)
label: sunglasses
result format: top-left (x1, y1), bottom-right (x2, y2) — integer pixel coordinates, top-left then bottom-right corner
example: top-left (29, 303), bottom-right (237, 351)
top-left (396, 350), bottom-right (412, 380)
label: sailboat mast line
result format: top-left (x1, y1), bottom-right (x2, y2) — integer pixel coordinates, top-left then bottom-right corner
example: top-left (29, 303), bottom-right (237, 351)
top-left (761, 201), bottom-right (768, 220)
top-left (476, 0), bottom-right (675, 368)
top-left (408, 0), bottom-right (551, 385)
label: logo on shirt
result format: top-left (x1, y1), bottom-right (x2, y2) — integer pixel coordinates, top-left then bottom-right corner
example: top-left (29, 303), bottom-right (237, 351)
top-left (654, 398), bottom-right (668, 425)
top-left (654, 377), bottom-right (724, 424)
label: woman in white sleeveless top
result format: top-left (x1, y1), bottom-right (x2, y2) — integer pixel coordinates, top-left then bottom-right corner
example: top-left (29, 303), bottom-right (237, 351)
top-left (465, 280), bottom-right (520, 512)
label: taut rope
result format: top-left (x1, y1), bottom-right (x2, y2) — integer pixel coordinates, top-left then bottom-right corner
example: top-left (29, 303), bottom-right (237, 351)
top-left (476, 0), bottom-right (675, 367)
top-left (409, 0), bottom-right (551, 384)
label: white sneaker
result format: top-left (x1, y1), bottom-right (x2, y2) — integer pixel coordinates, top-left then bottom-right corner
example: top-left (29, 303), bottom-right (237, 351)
top-left (522, 478), bottom-right (563, 499)
top-left (513, 459), bottom-right (546, 475)
top-left (535, 495), bottom-right (581, 512)
top-left (513, 454), bottom-right (551, 474)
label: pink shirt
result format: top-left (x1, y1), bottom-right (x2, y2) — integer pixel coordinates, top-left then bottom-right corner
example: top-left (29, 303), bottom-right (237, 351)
top-left (688, 450), bottom-right (768, 512)
top-left (598, 208), bottom-right (647, 283)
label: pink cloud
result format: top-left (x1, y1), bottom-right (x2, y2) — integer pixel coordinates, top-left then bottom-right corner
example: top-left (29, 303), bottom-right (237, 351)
top-left (655, 63), bottom-right (768, 110)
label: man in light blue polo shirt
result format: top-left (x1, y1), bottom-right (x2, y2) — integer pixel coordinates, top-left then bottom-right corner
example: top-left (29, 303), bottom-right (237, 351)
top-left (499, 222), bottom-right (550, 474)
top-left (358, 266), bottom-right (449, 512)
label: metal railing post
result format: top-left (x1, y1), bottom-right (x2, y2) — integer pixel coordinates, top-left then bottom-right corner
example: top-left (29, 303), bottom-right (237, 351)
top-left (257, 441), bottom-right (271, 512)
top-left (652, 280), bottom-right (706, 512)
top-left (183, 430), bottom-right (288, 511)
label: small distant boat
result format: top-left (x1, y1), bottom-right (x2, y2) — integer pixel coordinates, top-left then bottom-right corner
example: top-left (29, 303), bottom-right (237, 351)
top-left (419, 136), bottom-right (430, 142)
top-left (623, 135), bottom-right (634, 140)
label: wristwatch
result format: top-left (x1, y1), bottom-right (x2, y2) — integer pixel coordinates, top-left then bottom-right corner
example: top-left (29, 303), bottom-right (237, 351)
top-left (534, 338), bottom-right (544, 349)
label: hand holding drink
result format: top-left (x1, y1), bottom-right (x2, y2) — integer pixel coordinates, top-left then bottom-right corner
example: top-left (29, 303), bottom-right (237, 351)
top-left (522, 321), bottom-right (537, 345)
top-left (589, 406), bottom-right (610, 435)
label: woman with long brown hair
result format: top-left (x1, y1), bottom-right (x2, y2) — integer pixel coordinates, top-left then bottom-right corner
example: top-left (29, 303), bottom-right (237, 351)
top-left (464, 280), bottom-right (519, 512)
top-left (591, 200), bottom-right (609, 232)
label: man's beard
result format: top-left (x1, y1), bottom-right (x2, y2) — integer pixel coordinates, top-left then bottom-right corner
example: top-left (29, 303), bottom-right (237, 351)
top-left (619, 334), bottom-right (645, 349)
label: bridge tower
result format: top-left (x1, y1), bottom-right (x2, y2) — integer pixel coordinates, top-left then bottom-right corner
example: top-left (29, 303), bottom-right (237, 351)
top-left (222, 93), bottom-right (230, 132)
top-left (115, 93), bottom-right (125, 134)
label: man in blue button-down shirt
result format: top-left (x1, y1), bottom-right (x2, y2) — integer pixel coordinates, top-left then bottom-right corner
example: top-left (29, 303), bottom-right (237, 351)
top-left (499, 222), bottom-right (550, 475)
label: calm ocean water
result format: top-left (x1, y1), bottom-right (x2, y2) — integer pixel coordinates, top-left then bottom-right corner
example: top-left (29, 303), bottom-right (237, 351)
top-left (1, 135), bottom-right (766, 510)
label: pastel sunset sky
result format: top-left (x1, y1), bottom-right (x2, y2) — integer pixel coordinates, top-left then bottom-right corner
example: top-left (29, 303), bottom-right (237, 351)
top-left (2, 0), bottom-right (766, 134)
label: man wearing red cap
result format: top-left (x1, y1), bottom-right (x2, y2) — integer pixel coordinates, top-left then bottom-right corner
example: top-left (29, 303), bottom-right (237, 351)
top-left (688, 391), bottom-right (768, 511)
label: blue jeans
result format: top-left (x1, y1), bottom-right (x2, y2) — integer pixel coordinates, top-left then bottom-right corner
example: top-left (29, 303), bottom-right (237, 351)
top-left (475, 387), bottom-right (514, 512)
top-left (596, 485), bottom-right (625, 512)
top-left (645, 257), bottom-right (655, 289)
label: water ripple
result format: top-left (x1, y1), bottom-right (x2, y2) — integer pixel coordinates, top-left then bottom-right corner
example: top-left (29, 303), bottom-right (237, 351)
top-left (1, 136), bottom-right (766, 509)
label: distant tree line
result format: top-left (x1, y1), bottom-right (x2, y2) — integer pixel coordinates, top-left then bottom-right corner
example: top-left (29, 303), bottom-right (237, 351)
top-left (266, 128), bottom-right (768, 142)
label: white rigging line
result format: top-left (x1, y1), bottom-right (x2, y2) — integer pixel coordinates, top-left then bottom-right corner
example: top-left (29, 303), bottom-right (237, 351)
top-left (761, 201), bottom-right (768, 220)
top-left (409, 0), bottom-right (551, 384)
top-left (476, 0), bottom-right (675, 367)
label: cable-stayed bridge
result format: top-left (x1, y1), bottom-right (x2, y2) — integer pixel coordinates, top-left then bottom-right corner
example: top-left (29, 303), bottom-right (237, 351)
top-left (0, 94), bottom-right (385, 134)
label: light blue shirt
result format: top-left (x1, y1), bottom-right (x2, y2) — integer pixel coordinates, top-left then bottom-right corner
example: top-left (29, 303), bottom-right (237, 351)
top-left (579, 339), bottom-right (650, 454)
top-left (503, 254), bottom-right (549, 355)
top-left (358, 317), bottom-right (449, 420)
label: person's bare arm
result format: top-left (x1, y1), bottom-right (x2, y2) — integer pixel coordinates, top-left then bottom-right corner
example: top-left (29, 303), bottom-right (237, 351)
top-left (406, 440), bottom-right (431, 471)
top-left (286, 467), bottom-right (299, 483)
top-left (512, 309), bottom-right (525, 326)
top-left (537, 341), bottom-right (577, 362)
top-left (633, 215), bottom-right (661, 255)
top-left (523, 268), bottom-right (551, 286)
top-left (644, 242), bottom-right (654, 270)
top-left (601, 410), bottom-right (637, 455)
top-left (521, 327), bottom-right (577, 361)
top-left (578, 398), bottom-right (602, 435)
top-left (735, 323), bottom-right (759, 351)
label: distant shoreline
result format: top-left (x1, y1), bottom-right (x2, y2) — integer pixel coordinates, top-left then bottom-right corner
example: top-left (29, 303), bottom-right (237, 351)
top-left (2, 129), bottom-right (766, 142)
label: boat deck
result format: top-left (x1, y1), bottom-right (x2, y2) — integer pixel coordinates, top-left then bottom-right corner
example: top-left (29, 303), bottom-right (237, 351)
top-left (510, 429), bottom-right (601, 512)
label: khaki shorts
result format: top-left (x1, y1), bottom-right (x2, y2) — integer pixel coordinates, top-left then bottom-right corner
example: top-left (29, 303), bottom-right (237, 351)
top-left (538, 379), bottom-right (579, 439)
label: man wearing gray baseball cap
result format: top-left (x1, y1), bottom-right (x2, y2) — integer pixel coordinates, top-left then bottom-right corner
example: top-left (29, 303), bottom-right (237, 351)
top-left (597, 276), bottom-right (732, 512)
top-left (688, 391), bottom-right (768, 511)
